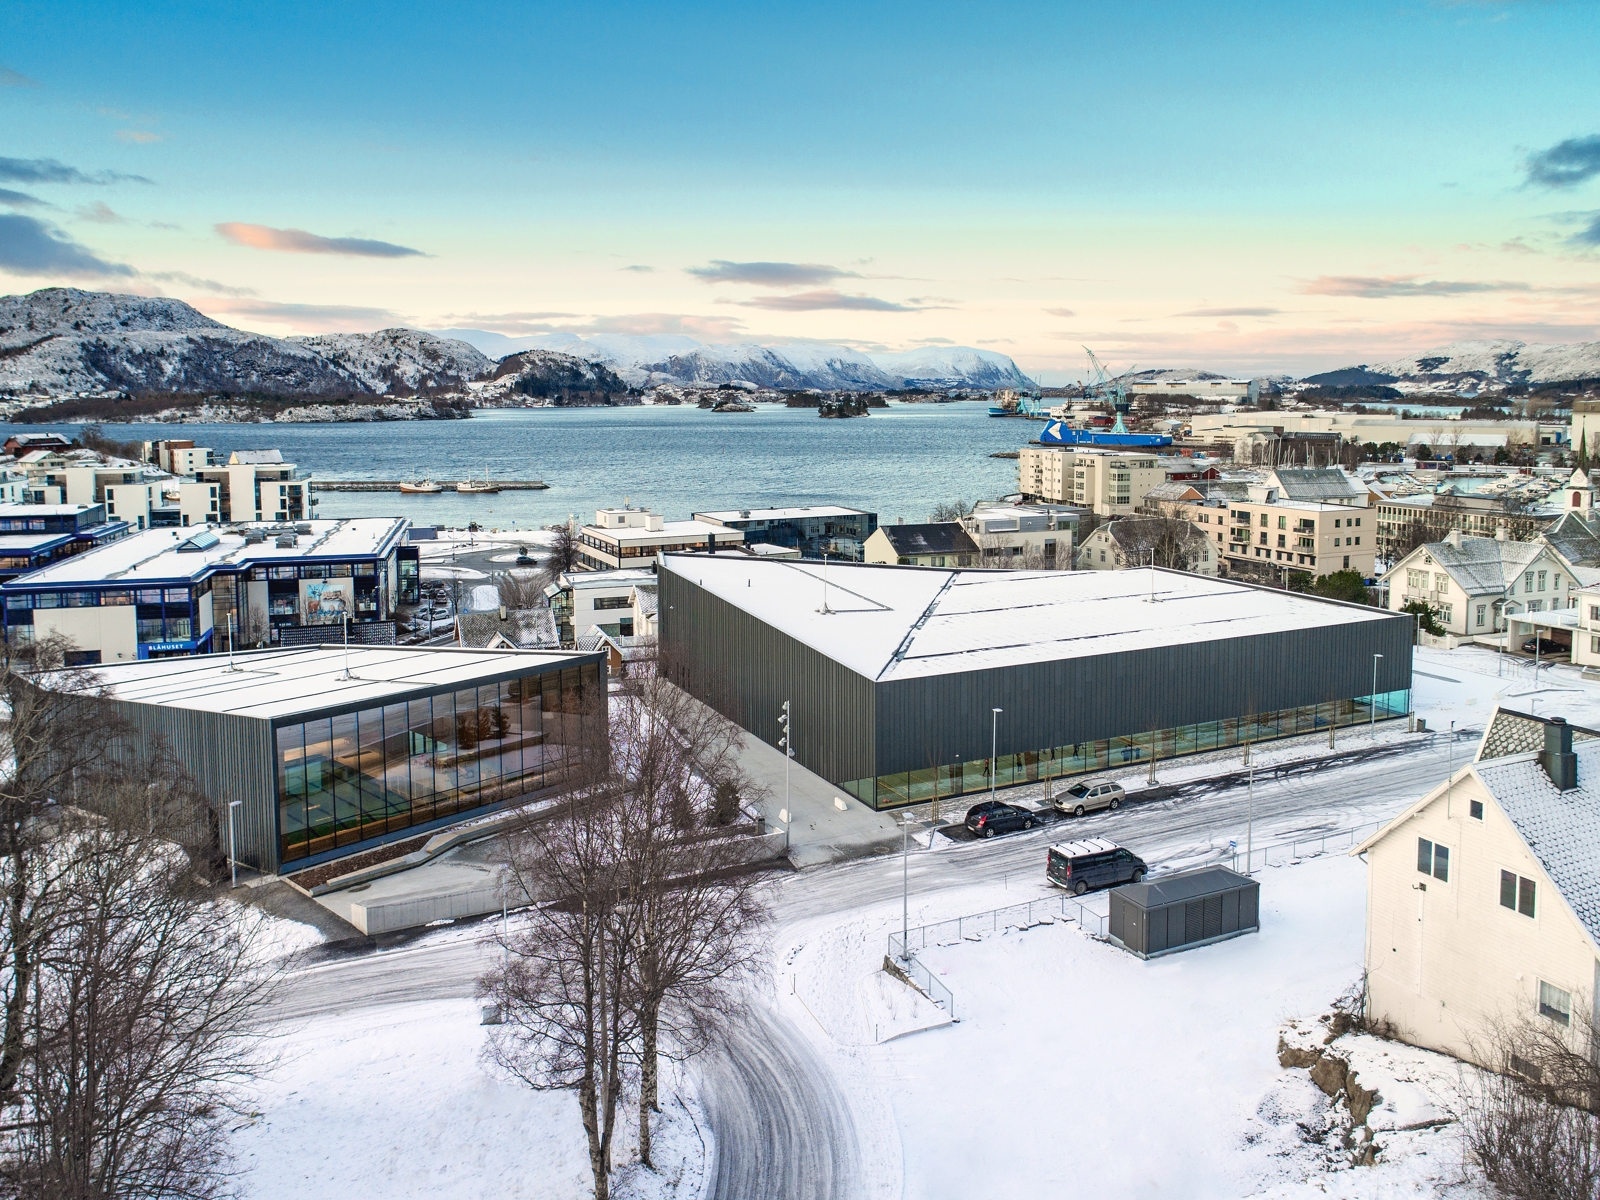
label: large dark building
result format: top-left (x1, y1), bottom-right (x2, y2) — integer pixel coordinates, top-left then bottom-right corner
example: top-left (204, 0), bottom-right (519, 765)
top-left (659, 554), bottom-right (1413, 809)
top-left (76, 644), bottom-right (606, 875)
top-left (694, 505), bottom-right (878, 560)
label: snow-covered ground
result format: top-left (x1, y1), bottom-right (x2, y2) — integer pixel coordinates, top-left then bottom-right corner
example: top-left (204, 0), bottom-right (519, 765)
top-left (778, 854), bottom-right (1478, 1199)
top-left (236, 999), bottom-right (707, 1200)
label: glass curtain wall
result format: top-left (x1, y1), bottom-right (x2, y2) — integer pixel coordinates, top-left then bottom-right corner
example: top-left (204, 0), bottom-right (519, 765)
top-left (845, 690), bottom-right (1410, 810)
top-left (276, 663), bottom-right (599, 864)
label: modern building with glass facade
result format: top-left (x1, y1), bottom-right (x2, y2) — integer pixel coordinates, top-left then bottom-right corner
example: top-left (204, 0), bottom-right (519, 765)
top-left (79, 644), bottom-right (606, 874)
top-left (1, 517), bottom-right (408, 662)
top-left (659, 554), bottom-right (1414, 810)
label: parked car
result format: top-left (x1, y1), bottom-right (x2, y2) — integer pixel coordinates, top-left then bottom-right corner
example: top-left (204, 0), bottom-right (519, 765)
top-left (1046, 838), bottom-right (1147, 896)
top-left (516, 546), bottom-right (535, 567)
top-left (1522, 638), bottom-right (1560, 655)
top-left (964, 800), bottom-right (1037, 838)
top-left (1054, 778), bottom-right (1126, 817)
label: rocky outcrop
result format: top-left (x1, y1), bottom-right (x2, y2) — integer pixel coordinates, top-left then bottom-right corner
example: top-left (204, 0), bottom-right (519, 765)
top-left (474, 348), bottom-right (633, 407)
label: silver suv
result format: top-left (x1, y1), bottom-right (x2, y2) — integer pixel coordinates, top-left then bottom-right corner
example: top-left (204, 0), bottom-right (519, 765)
top-left (1054, 779), bottom-right (1126, 818)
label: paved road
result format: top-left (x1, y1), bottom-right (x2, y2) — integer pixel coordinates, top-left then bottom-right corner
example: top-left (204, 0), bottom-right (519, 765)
top-left (271, 727), bottom-right (1468, 1196)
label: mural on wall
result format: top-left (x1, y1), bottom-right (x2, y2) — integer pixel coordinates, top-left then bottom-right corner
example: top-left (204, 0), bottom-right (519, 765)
top-left (302, 578), bottom-right (352, 623)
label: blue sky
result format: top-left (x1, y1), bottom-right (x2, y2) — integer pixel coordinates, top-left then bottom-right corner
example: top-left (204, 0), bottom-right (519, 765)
top-left (3, 0), bottom-right (1598, 379)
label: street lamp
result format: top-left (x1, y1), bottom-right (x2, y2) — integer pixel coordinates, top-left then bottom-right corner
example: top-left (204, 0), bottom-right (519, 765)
top-left (777, 700), bottom-right (792, 853)
top-left (900, 811), bottom-right (912, 960)
top-left (990, 708), bottom-right (1003, 803)
top-left (227, 799), bottom-right (242, 889)
top-left (1371, 653), bottom-right (1384, 737)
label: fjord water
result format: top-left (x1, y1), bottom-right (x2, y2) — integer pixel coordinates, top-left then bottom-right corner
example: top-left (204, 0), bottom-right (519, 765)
top-left (3, 402), bottom-right (1030, 529)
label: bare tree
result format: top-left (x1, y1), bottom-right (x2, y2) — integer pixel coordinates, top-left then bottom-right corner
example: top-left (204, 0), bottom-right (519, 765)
top-left (539, 522), bottom-right (583, 589)
top-left (928, 498), bottom-right (973, 523)
top-left (494, 570), bottom-right (547, 612)
top-left (609, 668), bottom-right (767, 1167)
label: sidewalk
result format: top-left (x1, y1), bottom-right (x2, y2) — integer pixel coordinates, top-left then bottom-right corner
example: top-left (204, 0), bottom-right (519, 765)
top-left (736, 729), bottom-right (904, 867)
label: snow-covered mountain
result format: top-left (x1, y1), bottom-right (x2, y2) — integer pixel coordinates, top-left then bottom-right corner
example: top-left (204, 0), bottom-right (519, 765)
top-left (474, 349), bottom-right (630, 405)
top-left (1306, 340), bottom-right (1600, 391)
top-left (0, 289), bottom-right (490, 399)
top-left (436, 328), bottom-right (1034, 391)
top-left (288, 329), bottom-right (491, 395)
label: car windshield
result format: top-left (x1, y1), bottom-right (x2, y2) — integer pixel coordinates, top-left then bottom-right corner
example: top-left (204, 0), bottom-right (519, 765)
top-left (1066, 784), bottom-right (1090, 797)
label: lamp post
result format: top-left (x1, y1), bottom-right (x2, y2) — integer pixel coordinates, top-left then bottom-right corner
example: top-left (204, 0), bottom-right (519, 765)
top-left (1371, 653), bottom-right (1384, 737)
top-left (900, 811), bottom-right (911, 960)
top-left (777, 700), bottom-right (792, 852)
top-left (227, 799), bottom-right (242, 889)
top-left (1246, 758), bottom-right (1254, 876)
top-left (990, 708), bottom-right (1003, 803)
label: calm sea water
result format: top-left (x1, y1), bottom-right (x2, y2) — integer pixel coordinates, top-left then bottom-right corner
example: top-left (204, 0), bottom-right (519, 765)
top-left (0, 403), bottom-right (1036, 529)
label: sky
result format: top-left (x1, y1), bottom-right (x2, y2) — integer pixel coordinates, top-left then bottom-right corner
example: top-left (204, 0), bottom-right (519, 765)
top-left (2, 0), bottom-right (1598, 382)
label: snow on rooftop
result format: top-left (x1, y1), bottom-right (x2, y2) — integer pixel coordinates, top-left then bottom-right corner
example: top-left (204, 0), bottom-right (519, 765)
top-left (83, 644), bottom-right (593, 721)
top-left (663, 554), bottom-right (1399, 682)
top-left (6, 518), bottom-right (407, 587)
top-left (695, 505), bottom-right (867, 521)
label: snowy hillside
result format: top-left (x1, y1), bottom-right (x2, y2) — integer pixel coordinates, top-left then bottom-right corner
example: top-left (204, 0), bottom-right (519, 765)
top-left (0, 289), bottom-right (490, 400)
top-left (438, 328), bottom-right (1034, 391)
top-left (474, 349), bottom-right (630, 404)
top-left (288, 329), bottom-right (492, 395)
top-left (1308, 340), bottom-right (1600, 390)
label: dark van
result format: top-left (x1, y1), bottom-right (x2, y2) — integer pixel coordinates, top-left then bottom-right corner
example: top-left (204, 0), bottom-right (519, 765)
top-left (1047, 838), bottom-right (1147, 896)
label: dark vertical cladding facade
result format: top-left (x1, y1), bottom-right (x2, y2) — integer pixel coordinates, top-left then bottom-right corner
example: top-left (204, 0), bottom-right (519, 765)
top-left (107, 700), bottom-right (278, 870)
top-left (663, 560), bottom-right (1414, 804)
top-left (659, 565), bottom-right (876, 786)
top-left (874, 609), bottom-right (1415, 776)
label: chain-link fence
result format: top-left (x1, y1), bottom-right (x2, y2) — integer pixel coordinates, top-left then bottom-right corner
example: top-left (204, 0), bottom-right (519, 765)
top-left (1227, 819), bottom-right (1383, 874)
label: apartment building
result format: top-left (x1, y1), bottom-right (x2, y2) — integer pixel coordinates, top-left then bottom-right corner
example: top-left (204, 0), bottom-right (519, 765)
top-left (693, 505), bottom-right (877, 559)
top-left (1018, 446), bottom-right (1177, 516)
top-left (958, 502), bottom-right (1078, 566)
top-left (863, 523), bottom-right (979, 567)
top-left (574, 508), bottom-right (744, 571)
top-left (1191, 468), bottom-right (1375, 581)
top-left (177, 450), bottom-right (311, 526)
top-left (543, 567), bottom-right (659, 645)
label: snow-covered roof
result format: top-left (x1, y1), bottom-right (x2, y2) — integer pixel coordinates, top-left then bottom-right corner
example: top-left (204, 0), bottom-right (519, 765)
top-left (1542, 511), bottom-right (1600, 569)
top-left (0, 503), bottom-right (102, 518)
top-left (1385, 536), bottom-right (1548, 596)
top-left (694, 505), bottom-right (869, 522)
top-left (559, 567), bottom-right (658, 592)
top-left (455, 607), bottom-right (558, 650)
top-left (1116, 866), bottom-right (1254, 908)
top-left (661, 554), bottom-right (1399, 682)
top-left (3, 518), bottom-right (407, 587)
top-left (1266, 467), bottom-right (1366, 503)
top-left (1048, 837), bottom-right (1121, 859)
top-left (82, 644), bottom-right (595, 721)
top-left (874, 523), bottom-right (978, 557)
top-left (228, 449), bottom-right (285, 465)
top-left (586, 519), bottom-right (742, 543)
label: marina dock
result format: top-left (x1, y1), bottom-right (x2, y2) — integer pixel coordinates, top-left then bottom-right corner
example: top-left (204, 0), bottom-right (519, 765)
top-left (311, 479), bottom-right (549, 492)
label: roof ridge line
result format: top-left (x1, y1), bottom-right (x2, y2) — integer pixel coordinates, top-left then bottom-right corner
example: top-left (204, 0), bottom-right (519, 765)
top-left (883, 571), bottom-right (960, 679)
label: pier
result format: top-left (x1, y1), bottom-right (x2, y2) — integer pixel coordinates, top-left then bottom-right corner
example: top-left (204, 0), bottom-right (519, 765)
top-left (311, 479), bottom-right (549, 492)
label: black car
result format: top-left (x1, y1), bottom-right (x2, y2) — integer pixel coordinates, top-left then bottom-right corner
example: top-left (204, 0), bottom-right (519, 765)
top-left (1522, 638), bottom-right (1559, 655)
top-left (964, 800), bottom-right (1036, 838)
top-left (1047, 839), bottom-right (1147, 896)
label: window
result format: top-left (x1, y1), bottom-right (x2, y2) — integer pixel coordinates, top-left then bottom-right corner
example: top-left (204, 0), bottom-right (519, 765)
top-left (1355, 518), bottom-right (1361, 527)
top-left (1435, 573), bottom-right (1449, 591)
top-left (1538, 570), bottom-right (1547, 592)
top-left (592, 596), bottom-right (630, 610)
top-left (1260, 513), bottom-right (1268, 527)
top-left (1278, 516), bottom-right (1287, 530)
top-left (1277, 534), bottom-right (1286, 548)
top-left (1501, 870), bottom-right (1536, 917)
top-left (1590, 605), bottom-right (1599, 621)
top-left (1417, 837), bottom-right (1448, 880)
top-left (1477, 604), bottom-right (1487, 627)
top-left (1441, 604), bottom-right (1454, 624)
top-left (1408, 569), bottom-right (1425, 589)
top-left (1593, 635), bottom-right (1600, 654)
top-left (1470, 799), bottom-right (1483, 820)
top-left (1334, 518), bottom-right (1342, 529)
top-left (1527, 571), bottom-right (1535, 591)
top-left (1555, 574), bottom-right (1563, 589)
top-left (1539, 980), bottom-right (1572, 1026)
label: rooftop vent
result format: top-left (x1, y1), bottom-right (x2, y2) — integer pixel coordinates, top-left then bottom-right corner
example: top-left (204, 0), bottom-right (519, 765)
top-left (275, 534), bottom-right (297, 549)
top-left (244, 530), bottom-right (266, 544)
top-left (294, 522), bottom-right (312, 535)
top-left (1542, 717), bottom-right (1578, 791)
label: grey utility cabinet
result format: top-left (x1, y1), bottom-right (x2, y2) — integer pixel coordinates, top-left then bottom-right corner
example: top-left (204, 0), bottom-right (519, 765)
top-left (1109, 866), bottom-right (1259, 959)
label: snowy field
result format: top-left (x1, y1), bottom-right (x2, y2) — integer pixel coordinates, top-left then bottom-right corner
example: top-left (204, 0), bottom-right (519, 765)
top-left (779, 855), bottom-right (1477, 1199)
top-left (234, 999), bottom-right (707, 1200)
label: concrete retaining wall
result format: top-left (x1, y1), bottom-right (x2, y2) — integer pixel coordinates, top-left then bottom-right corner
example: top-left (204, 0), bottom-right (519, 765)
top-left (348, 877), bottom-right (529, 936)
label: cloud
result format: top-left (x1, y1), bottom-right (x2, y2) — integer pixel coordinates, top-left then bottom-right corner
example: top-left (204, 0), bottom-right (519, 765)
top-left (1299, 274), bottom-right (1532, 298)
top-left (75, 202), bottom-right (125, 224)
top-left (0, 213), bottom-right (134, 278)
top-left (0, 188), bottom-right (48, 209)
top-left (1173, 306), bottom-right (1283, 317)
top-left (115, 130), bottom-right (163, 144)
top-left (214, 221), bottom-right (426, 258)
top-left (143, 271), bottom-right (256, 297)
top-left (911, 337), bottom-right (954, 345)
top-left (687, 260), bottom-right (859, 288)
top-left (1525, 134), bottom-right (1600, 189)
top-left (198, 297), bottom-right (404, 330)
top-left (621, 264), bottom-right (654, 273)
top-left (0, 66), bottom-right (38, 88)
top-left (1043, 307), bottom-right (1077, 318)
top-left (0, 157), bottom-right (153, 186)
top-left (727, 290), bottom-right (933, 312)
top-left (1571, 212), bottom-right (1600, 248)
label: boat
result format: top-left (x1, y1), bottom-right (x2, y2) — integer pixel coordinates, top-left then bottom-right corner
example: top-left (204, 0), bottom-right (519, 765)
top-left (399, 470), bottom-right (443, 494)
top-left (456, 465), bottom-right (500, 495)
top-left (1035, 347), bottom-right (1172, 446)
